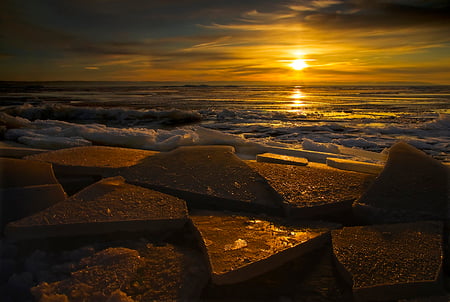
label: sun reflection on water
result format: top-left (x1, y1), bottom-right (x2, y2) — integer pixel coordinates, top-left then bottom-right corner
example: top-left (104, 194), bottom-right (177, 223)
top-left (289, 88), bottom-right (306, 111)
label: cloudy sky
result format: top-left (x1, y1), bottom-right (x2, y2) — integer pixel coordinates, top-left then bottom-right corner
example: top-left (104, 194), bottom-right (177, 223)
top-left (1, 0), bottom-right (449, 83)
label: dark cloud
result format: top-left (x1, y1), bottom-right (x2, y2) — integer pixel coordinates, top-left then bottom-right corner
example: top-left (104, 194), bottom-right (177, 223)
top-left (300, 0), bottom-right (450, 30)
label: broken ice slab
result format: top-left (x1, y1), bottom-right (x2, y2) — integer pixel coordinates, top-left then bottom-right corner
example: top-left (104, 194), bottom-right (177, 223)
top-left (5, 176), bottom-right (189, 240)
top-left (353, 142), bottom-right (450, 224)
top-left (326, 157), bottom-right (384, 175)
top-left (117, 145), bottom-right (284, 214)
top-left (262, 146), bottom-right (350, 163)
top-left (0, 140), bottom-right (48, 158)
top-left (247, 161), bottom-right (374, 221)
top-left (31, 244), bottom-right (208, 301)
top-left (24, 146), bottom-right (158, 177)
top-left (0, 157), bottom-right (60, 188)
top-left (337, 145), bottom-right (387, 162)
top-left (1, 184), bottom-right (67, 230)
top-left (191, 211), bottom-right (339, 285)
top-left (332, 221), bottom-right (444, 301)
top-left (257, 153), bottom-right (308, 166)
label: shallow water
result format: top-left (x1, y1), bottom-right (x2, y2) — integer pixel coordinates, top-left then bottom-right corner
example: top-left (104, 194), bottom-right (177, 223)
top-left (1, 82), bottom-right (449, 161)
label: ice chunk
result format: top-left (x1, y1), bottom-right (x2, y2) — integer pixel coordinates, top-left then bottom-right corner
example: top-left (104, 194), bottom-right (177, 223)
top-left (0, 157), bottom-right (59, 188)
top-left (248, 161), bottom-right (374, 221)
top-left (0, 140), bottom-right (48, 158)
top-left (302, 138), bottom-right (340, 154)
top-left (354, 142), bottom-right (449, 223)
top-left (116, 146), bottom-right (284, 214)
top-left (1, 184), bottom-right (67, 229)
top-left (337, 145), bottom-right (387, 162)
top-left (191, 212), bottom-right (338, 284)
top-left (18, 135), bottom-right (92, 150)
top-left (326, 158), bottom-right (384, 175)
top-left (256, 153), bottom-right (308, 166)
top-left (332, 221), bottom-right (443, 301)
top-left (262, 146), bottom-right (349, 163)
top-left (31, 244), bottom-right (208, 301)
top-left (25, 146), bottom-right (157, 177)
top-left (0, 112), bottom-right (31, 129)
top-left (5, 177), bottom-right (188, 240)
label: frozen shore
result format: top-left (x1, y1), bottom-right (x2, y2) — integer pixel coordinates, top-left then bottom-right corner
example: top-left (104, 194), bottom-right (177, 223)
top-left (0, 140), bottom-right (449, 301)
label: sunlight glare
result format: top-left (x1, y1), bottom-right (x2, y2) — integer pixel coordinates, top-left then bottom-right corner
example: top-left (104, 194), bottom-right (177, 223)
top-left (290, 89), bottom-right (306, 108)
top-left (290, 59), bottom-right (308, 71)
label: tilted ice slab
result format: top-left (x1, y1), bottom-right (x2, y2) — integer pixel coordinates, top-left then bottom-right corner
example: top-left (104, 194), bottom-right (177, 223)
top-left (256, 153), bottom-right (308, 166)
top-left (1, 184), bottom-right (67, 230)
top-left (332, 221), bottom-right (444, 301)
top-left (25, 146), bottom-right (158, 177)
top-left (247, 161), bottom-right (374, 221)
top-left (116, 145), bottom-right (284, 214)
top-left (5, 177), bottom-right (189, 240)
top-left (0, 158), bottom-right (67, 229)
top-left (326, 158), bottom-right (384, 175)
top-left (262, 145), bottom-right (350, 164)
top-left (0, 157), bottom-right (60, 188)
top-left (191, 211), bottom-right (338, 285)
top-left (353, 141), bottom-right (449, 224)
top-left (0, 140), bottom-right (48, 158)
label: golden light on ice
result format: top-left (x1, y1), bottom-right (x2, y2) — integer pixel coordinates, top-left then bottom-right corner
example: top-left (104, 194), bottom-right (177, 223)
top-left (290, 59), bottom-right (308, 70)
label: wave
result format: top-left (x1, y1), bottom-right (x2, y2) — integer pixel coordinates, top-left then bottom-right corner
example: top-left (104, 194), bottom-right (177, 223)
top-left (2, 104), bottom-right (202, 126)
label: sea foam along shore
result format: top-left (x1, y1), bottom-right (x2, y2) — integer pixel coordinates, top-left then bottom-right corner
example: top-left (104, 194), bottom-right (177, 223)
top-left (0, 111), bottom-right (448, 164)
top-left (2, 103), bottom-right (449, 160)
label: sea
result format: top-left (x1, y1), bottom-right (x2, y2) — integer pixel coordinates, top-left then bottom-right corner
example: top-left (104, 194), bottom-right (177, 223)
top-left (1, 82), bottom-right (449, 163)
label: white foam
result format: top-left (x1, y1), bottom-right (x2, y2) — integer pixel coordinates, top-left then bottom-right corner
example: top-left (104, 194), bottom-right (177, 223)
top-left (3, 114), bottom-right (252, 152)
top-left (331, 137), bottom-right (380, 149)
top-left (1, 110), bottom-right (448, 163)
top-left (422, 113), bottom-right (450, 130)
top-left (301, 138), bottom-right (340, 154)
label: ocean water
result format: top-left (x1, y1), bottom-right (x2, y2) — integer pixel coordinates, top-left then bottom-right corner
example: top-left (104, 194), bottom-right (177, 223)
top-left (1, 82), bottom-right (449, 162)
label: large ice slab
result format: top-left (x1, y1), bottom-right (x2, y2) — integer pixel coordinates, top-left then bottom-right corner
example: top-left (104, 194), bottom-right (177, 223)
top-left (247, 161), bottom-right (374, 220)
top-left (354, 142), bottom-right (449, 224)
top-left (31, 244), bottom-right (208, 301)
top-left (191, 211), bottom-right (337, 285)
top-left (25, 146), bottom-right (158, 177)
top-left (257, 153), bottom-right (308, 166)
top-left (117, 145), bottom-right (284, 214)
top-left (0, 158), bottom-right (59, 188)
top-left (262, 146), bottom-right (349, 163)
top-left (0, 140), bottom-right (48, 158)
top-left (326, 157), bottom-right (384, 175)
top-left (5, 177), bottom-right (189, 240)
top-left (332, 221), bottom-right (444, 301)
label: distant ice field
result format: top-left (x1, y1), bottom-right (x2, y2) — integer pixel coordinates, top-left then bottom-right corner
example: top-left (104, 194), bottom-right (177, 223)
top-left (1, 82), bottom-right (449, 162)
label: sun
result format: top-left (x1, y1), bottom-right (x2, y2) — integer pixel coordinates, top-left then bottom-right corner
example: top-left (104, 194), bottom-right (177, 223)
top-left (290, 59), bottom-right (308, 71)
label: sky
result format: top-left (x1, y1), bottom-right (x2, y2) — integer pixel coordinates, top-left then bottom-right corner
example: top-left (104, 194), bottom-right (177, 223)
top-left (1, 0), bottom-right (450, 84)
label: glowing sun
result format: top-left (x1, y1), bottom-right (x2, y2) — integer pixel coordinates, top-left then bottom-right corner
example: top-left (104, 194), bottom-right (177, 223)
top-left (290, 59), bottom-right (308, 70)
